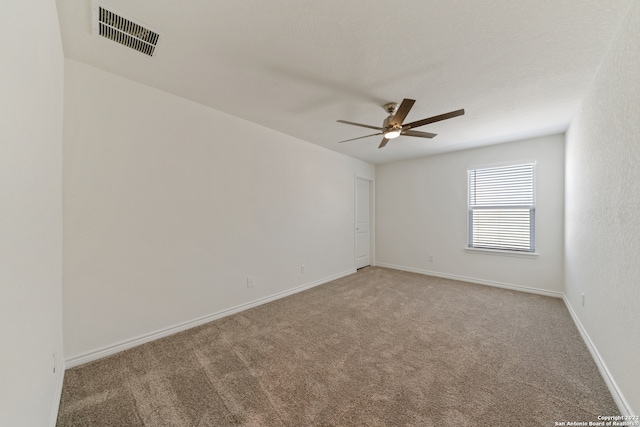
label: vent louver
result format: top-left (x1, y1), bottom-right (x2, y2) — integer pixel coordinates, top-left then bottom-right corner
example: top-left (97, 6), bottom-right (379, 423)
top-left (93, 4), bottom-right (160, 56)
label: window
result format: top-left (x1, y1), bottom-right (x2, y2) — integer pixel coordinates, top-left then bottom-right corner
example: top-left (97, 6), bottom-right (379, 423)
top-left (468, 163), bottom-right (535, 253)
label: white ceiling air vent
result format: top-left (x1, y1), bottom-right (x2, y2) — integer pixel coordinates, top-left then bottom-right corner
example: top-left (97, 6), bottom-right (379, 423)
top-left (92, 3), bottom-right (160, 57)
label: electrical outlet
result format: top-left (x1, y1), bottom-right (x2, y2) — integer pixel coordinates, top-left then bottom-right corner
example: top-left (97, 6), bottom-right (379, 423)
top-left (582, 293), bottom-right (585, 307)
top-left (428, 255), bottom-right (434, 262)
top-left (301, 265), bottom-right (305, 273)
top-left (247, 276), bottom-right (254, 288)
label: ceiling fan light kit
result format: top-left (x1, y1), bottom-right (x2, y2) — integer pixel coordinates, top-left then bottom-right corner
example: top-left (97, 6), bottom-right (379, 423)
top-left (384, 129), bottom-right (401, 139)
top-left (337, 99), bottom-right (465, 149)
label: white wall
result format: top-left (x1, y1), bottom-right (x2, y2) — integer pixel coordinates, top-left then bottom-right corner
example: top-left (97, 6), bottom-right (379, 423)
top-left (62, 59), bottom-right (374, 362)
top-left (0, 1), bottom-right (65, 426)
top-left (565, 0), bottom-right (639, 415)
top-left (376, 134), bottom-right (565, 295)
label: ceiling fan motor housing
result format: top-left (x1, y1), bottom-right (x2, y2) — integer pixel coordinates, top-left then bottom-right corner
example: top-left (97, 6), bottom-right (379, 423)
top-left (384, 115), bottom-right (403, 130)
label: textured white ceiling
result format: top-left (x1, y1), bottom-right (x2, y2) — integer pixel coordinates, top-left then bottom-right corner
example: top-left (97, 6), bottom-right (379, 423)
top-left (55, 0), bottom-right (632, 164)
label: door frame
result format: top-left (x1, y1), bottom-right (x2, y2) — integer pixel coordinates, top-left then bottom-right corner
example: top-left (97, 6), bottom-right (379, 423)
top-left (354, 175), bottom-right (375, 269)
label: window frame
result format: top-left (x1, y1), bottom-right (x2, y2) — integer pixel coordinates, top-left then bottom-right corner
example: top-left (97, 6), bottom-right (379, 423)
top-left (467, 161), bottom-right (537, 255)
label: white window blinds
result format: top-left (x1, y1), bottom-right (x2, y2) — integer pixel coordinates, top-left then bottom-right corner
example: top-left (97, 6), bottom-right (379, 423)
top-left (468, 163), bottom-right (535, 252)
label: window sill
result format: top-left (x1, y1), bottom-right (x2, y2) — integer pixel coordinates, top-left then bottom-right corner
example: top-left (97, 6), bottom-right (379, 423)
top-left (465, 247), bottom-right (539, 258)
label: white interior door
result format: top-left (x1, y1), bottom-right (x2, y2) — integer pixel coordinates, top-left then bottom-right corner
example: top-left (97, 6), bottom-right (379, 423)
top-left (356, 177), bottom-right (371, 269)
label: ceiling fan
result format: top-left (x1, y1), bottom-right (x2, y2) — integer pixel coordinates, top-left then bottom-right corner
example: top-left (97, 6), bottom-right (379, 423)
top-left (337, 99), bottom-right (465, 148)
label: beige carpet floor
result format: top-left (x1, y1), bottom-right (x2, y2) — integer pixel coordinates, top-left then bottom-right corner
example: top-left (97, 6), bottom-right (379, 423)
top-left (57, 267), bottom-right (619, 426)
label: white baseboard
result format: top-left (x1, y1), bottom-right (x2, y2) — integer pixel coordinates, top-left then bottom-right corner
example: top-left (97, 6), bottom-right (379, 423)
top-left (563, 296), bottom-right (633, 416)
top-left (375, 263), bottom-right (563, 298)
top-left (65, 269), bottom-right (356, 369)
top-left (49, 359), bottom-right (65, 427)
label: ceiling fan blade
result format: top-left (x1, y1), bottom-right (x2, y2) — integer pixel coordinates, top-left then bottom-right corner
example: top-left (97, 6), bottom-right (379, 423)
top-left (378, 137), bottom-right (390, 149)
top-left (390, 98), bottom-right (415, 127)
top-left (337, 120), bottom-right (384, 131)
top-left (338, 132), bottom-right (383, 143)
top-left (402, 130), bottom-right (437, 139)
top-left (403, 109), bottom-right (465, 130)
